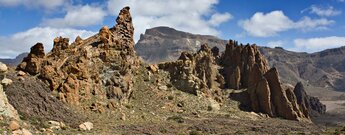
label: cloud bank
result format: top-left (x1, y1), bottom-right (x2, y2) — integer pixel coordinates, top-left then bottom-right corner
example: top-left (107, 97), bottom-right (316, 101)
top-left (239, 11), bottom-right (334, 37)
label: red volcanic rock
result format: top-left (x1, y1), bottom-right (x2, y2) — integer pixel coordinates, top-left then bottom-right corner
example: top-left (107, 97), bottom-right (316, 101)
top-left (17, 43), bottom-right (45, 75)
top-left (17, 7), bottom-right (140, 108)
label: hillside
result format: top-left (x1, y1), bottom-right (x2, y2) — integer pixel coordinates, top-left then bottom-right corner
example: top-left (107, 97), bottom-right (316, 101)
top-left (0, 53), bottom-right (28, 67)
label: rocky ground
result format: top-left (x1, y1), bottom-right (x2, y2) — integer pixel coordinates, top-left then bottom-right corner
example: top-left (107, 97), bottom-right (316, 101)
top-left (0, 59), bottom-right (336, 135)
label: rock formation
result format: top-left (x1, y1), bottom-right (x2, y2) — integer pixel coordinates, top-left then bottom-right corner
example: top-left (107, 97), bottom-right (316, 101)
top-left (17, 7), bottom-right (140, 110)
top-left (17, 43), bottom-right (45, 75)
top-left (220, 40), bottom-right (269, 89)
top-left (293, 82), bottom-right (326, 117)
top-left (159, 44), bottom-right (224, 100)
top-left (222, 40), bottom-right (310, 121)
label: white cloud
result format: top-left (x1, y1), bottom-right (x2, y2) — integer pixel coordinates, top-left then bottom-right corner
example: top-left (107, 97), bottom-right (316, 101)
top-left (266, 40), bottom-right (284, 48)
top-left (0, 27), bottom-right (95, 58)
top-left (302, 5), bottom-right (342, 17)
top-left (107, 0), bottom-right (232, 41)
top-left (240, 11), bottom-right (294, 37)
top-left (0, 0), bottom-right (67, 10)
top-left (42, 5), bottom-right (107, 28)
top-left (295, 16), bottom-right (335, 31)
top-left (292, 36), bottom-right (345, 52)
top-left (208, 13), bottom-right (233, 26)
top-left (239, 10), bottom-right (334, 37)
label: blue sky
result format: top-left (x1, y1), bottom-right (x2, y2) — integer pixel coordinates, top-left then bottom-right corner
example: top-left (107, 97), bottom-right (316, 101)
top-left (0, 0), bottom-right (345, 58)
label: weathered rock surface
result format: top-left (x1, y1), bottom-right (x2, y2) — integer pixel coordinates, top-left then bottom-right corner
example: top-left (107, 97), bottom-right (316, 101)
top-left (264, 68), bottom-right (304, 120)
top-left (9, 120), bottom-right (20, 131)
top-left (294, 82), bottom-right (326, 117)
top-left (222, 40), bottom-right (309, 121)
top-left (17, 7), bottom-right (140, 108)
top-left (159, 44), bottom-right (223, 99)
top-left (79, 121), bottom-right (93, 131)
top-left (17, 43), bottom-right (45, 75)
top-left (220, 40), bottom-right (269, 89)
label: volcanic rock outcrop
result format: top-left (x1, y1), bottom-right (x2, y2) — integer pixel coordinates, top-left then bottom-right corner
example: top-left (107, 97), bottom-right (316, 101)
top-left (293, 82), bottom-right (326, 117)
top-left (17, 7), bottom-right (140, 110)
top-left (159, 44), bottom-right (224, 100)
top-left (222, 40), bottom-right (310, 121)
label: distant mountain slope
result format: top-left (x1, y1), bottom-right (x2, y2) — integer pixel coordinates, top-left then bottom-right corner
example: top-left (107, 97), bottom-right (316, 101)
top-left (260, 46), bottom-right (345, 91)
top-left (135, 26), bottom-right (227, 63)
top-left (0, 53), bottom-right (28, 67)
top-left (135, 27), bottom-right (345, 93)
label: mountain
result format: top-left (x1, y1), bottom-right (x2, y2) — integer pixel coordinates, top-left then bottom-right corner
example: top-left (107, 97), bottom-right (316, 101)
top-left (260, 46), bottom-right (345, 92)
top-left (135, 26), bottom-right (227, 63)
top-left (0, 52), bottom-right (29, 67)
top-left (135, 27), bottom-right (345, 96)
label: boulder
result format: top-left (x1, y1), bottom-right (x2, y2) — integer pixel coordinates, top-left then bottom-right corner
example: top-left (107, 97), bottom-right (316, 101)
top-left (0, 62), bottom-right (8, 73)
top-left (1, 78), bottom-right (13, 86)
top-left (9, 120), bottom-right (20, 131)
top-left (148, 64), bottom-right (159, 73)
top-left (17, 71), bottom-right (26, 76)
top-left (79, 122), bottom-right (93, 131)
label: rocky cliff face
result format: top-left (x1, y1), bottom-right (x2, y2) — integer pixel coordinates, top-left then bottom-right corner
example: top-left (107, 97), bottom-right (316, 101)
top-left (135, 27), bottom-right (227, 63)
top-left (17, 7), bottom-right (141, 110)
